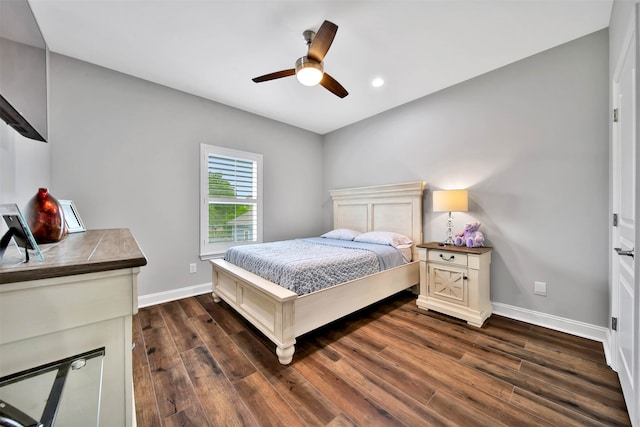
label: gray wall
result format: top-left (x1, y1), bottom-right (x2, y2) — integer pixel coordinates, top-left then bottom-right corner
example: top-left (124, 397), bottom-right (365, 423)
top-left (0, 120), bottom-right (50, 210)
top-left (48, 54), bottom-right (324, 296)
top-left (323, 30), bottom-right (610, 326)
top-left (3, 29), bottom-right (611, 327)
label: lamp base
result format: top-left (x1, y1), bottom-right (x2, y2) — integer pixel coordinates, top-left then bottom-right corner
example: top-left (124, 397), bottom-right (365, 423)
top-left (442, 211), bottom-right (455, 246)
top-left (440, 237), bottom-right (456, 246)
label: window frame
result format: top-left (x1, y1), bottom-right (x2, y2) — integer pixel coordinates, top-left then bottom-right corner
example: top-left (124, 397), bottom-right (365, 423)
top-left (200, 144), bottom-right (263, 259)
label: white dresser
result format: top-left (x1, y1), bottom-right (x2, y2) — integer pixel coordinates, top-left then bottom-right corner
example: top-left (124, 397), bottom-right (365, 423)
top-left (0, 229), bottom-right (146, 426)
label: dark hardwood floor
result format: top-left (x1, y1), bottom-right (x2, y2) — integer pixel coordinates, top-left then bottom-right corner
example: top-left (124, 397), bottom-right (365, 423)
top-left (132, 291), bottom-right (631, 426)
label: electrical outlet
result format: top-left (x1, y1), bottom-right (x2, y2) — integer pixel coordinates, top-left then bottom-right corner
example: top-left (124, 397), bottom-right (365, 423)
top-left (189, 263), bottom-right (197, 274)
top-left (534, 281), bottom-right (547, 296)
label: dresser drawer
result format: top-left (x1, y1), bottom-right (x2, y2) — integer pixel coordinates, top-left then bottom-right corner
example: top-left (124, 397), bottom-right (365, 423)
top-left (428, 250), bottom-right (468, 266)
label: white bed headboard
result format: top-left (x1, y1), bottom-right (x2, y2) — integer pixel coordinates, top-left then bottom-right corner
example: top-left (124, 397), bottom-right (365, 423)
top-left (329, 182), bottom-right (425, 259)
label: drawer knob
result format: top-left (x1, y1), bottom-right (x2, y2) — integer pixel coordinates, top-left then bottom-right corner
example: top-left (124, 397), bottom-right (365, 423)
top-left (439, 254), bottom-right (455, 262)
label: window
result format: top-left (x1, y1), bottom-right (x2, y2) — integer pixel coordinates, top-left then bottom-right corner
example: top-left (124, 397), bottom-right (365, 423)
top-left (200, 144), bottom-right (262, 258)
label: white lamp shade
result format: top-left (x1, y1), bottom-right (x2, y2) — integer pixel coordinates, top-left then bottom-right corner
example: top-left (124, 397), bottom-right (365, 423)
top-left (433, 190), bottom-right (468, 212)
top-left (296, 67), bottom-right (323, 86)
top-left (295, 56), bottom-right (323, 86)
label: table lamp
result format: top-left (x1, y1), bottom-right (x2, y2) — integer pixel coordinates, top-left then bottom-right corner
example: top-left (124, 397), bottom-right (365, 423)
top-left (433, 189), bottom-right (468, 245)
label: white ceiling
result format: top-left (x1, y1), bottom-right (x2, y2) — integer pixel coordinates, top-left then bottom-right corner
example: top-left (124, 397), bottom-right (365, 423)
top-left (28, 0), bottom-right (612, 135)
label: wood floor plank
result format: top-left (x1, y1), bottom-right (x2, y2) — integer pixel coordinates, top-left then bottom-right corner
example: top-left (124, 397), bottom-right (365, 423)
top-left (510, 387), bottom-right (613, 427)
top-left (159, 301), bottom-right (203, 353)
top-left (524, 339), bottom-right (617, 380)
top-left (293, 342), bottom-right (404, 426)
top-left (195, 294), bottom-right (248, 335)
top-left (189, 314), bottom-right (256, 382)
top-left (366, 312), bottom-right (467, 360)
top-left (528, 322), bottom-right (606, 351)
top-left (313, 331), bottom-right (437, 403)
top-left (396, 303), bottom-right (487, 344)
top-left (378, 345), bottom-right (553, 427)
top-left (181, 345), bottom-right (258, 426)
top-left (474, 334), bottom-right (619, 389)
top-left (373, 321), bottom-right (516, 402)
top-left (148, 355), bottom-right (199, 419)
top-left (177, 296), bottom-right (208, 318)
top-left (481, 314), bottom-right (538, 345)
top-left (519, 359), bottom-right (628, 410)
top-left (163, 404), bottom-right (211, 427)
top-left (323, 320), bottom-right (388, 354)
top-left (332, 355), bottom-right (452, 427)
top-left (132, 365), bottom-right (161, 427)
top-left (460, 352), bottom-right (631, 425)
top-left (234, 371), bottom-right (309, 426)
top-left (138, 305), bottom-right (165, 331)
top-left (325, 414), bottom-right (358, 427)
top-left (380, 306), bottom-right (523, 370)
top-left (427, 389), bottom-right (510, 427)
top-left (142, 325), bottom-right (180, 371)
top-left (232, 329), bottom-right (342, 426)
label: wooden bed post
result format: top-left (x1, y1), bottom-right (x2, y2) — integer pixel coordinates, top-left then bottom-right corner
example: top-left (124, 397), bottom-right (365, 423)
top-left (275, 298), bottom-right (296, 364)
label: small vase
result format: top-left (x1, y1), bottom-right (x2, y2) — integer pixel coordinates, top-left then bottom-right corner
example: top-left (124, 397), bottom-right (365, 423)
top-left (25, 188), bottom-right (67, 243)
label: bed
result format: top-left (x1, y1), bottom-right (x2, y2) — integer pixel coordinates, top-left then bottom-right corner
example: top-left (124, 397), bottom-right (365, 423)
top-left (209, 181), bottom-right (424, 364)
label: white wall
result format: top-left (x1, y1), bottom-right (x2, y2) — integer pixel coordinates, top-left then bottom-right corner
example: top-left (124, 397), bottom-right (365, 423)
top-left (323, 30), bottom-right (610, 327)
top-left (47, 53), bottom-right (324, 297)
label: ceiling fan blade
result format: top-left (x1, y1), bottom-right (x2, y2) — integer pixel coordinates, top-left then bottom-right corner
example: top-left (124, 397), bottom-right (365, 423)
top-left (252, 69), bottom-right (295, 83)
top-left (307, 20), bottom-right (338, 63)
top-left (320, 73), bottom-right (348, 98)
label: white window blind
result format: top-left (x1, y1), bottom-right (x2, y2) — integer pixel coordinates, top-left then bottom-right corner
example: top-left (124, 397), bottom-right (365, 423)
top-left (200, 144), bottom-right (262, 258)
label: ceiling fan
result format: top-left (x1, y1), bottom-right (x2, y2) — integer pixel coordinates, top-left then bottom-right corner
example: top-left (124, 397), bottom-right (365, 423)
top-left (252, 20), bottom-right (348, 98)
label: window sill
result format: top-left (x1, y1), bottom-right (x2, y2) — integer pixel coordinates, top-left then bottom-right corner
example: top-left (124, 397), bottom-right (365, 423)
top-left (199, 252), bottom-right (225, 261)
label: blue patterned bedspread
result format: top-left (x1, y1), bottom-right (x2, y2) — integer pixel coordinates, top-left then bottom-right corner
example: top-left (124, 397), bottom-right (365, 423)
top-left (224, 238), bottom-right (405, 295)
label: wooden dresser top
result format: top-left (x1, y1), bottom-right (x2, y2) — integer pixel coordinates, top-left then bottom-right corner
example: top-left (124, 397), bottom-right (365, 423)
top-left (0, 228), bottom-right (147, 284)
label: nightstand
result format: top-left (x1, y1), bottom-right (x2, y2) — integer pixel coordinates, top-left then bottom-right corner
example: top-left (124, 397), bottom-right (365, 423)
top-left (416, 242), bottom-right (492, 327)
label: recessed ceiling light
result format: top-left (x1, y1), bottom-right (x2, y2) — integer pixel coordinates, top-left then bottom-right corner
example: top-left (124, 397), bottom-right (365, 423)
top-left (371, 77), bottom-right (385, 88)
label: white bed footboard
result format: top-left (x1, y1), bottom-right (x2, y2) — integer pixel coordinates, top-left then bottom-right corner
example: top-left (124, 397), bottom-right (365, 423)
top-left (211, 259), bottom-right (298, 364)
top-left (211, 258), bottom-right (419, 364)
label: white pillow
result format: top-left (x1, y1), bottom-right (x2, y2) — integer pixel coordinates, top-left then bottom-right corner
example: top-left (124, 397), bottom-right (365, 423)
top-left (354, 231), bottom-right (413, 248)
top-left (397, 245), bottom-right (413, 263)
top-left (320, 228), bottom-right (362, 241)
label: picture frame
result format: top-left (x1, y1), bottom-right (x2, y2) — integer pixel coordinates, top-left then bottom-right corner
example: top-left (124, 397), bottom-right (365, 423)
top-left (59, 200), bottom-right (85, 233)
top-left (0, 204), bottom-right (44, 262)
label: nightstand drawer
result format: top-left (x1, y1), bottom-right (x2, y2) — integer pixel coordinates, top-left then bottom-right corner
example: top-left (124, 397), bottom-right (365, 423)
top-left (428, 250), bottom-right (468, 266)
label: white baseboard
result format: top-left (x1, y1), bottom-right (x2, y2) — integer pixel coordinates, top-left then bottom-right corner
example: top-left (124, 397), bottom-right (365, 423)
top-left (137, 282), bottom-right (212, 308)
top-left (492, 302), bottom-right (612, 366)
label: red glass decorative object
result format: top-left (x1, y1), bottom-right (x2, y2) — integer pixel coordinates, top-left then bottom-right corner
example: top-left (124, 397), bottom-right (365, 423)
top-left (24, 188), bottom-right (67, 243)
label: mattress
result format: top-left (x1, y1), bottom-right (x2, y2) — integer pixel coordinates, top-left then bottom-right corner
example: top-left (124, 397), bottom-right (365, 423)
top-left (224, 237), bottom-right (406, 295)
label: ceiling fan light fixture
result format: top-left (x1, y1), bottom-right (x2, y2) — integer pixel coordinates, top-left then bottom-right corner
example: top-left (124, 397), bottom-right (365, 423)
top-left (295, 56), bottom-right (323, 86)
